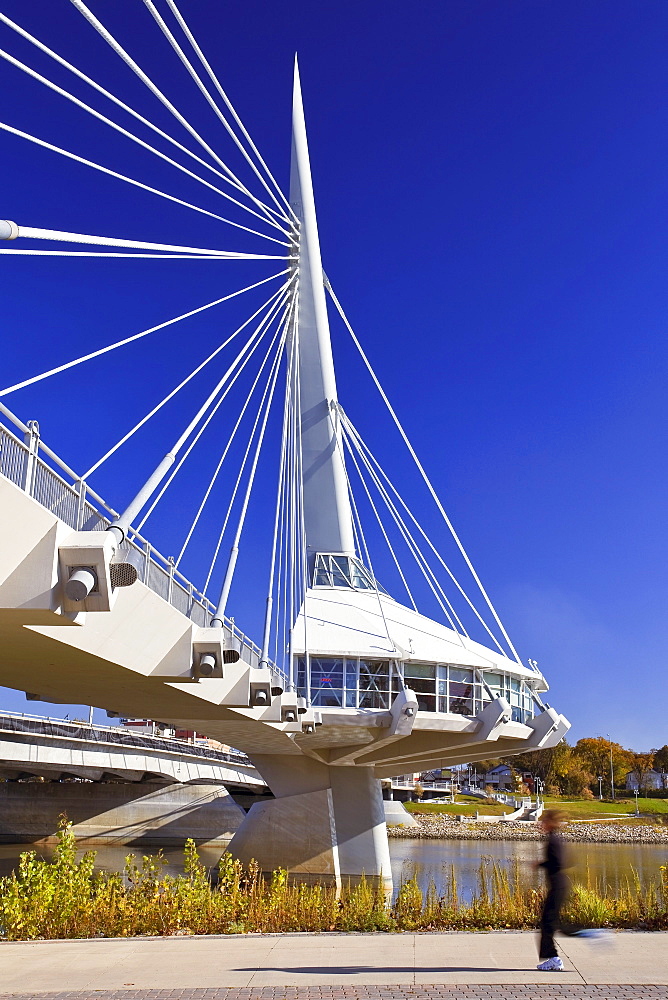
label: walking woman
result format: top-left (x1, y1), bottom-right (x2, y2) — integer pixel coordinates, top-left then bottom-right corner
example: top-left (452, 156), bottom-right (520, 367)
top-left (535, 808), bottom-right (568, 971)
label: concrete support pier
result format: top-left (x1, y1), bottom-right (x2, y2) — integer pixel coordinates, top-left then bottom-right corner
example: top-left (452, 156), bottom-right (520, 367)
top-left (227, 758), bottom-right (391, 889)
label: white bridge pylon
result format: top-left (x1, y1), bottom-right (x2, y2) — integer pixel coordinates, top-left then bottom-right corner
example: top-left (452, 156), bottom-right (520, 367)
top-left (0, 8), bottom-right (568, 889)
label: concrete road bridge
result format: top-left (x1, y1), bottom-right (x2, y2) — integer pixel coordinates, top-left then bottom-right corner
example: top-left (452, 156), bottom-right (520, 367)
top-left (0, 10), bottom-right (569, 887)
top-left (0, 710), bottom-right (268, 846)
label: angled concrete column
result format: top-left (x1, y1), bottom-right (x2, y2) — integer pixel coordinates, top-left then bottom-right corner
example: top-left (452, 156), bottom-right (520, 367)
top-left (226, 756), bottom-right (391, 890)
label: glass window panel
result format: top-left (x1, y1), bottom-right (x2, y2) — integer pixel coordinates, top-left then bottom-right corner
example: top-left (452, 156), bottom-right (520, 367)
top-left (437, 694), bottom-right (448, 713)
top-left (313, 555), bottom-right (333, 587)
top-left (310, 657), bottom-right (343, 690)
top-left (345, 659), bottom-right (358, 682)
top-left (450, 667), bottom-right (474, 683)
top-left (485, 672), bottom-right (502, 689)
top-left (359, 660), bottom-right (390, 697)
top-left (330, 557), bottom-right (350, 587)
top-left (404, 663), bottom-right (435, 679)
top-left (350, 559), bottom-right (373, 590)
top-left (415, 693), bottom-right (436, 712)
top-left (345, 689), bottom-right (357, 708)
top-left (450, 681), bottom-right (474, 715)
top-left (359, 688), bottom-right (389, 709)
top-left (510, 677), bottom-right (521, 692)
top-left (437, 679), bottom-right (447, 696)
top-left (313, 688), bottom-right (343, 707)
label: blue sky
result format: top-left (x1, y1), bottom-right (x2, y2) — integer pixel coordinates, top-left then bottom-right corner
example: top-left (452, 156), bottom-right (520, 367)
top-left (0, 1), bottom-right (666, 750)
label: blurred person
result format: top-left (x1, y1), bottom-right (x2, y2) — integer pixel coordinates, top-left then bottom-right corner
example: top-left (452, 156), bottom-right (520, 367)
top-left (535, 808), bottom-right (568, 971)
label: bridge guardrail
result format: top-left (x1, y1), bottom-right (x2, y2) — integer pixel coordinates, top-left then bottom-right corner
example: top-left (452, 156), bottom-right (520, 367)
top-left (0, 411), bottom-right (286, 685)
top-left (0, 712), bottom-right (254, 769)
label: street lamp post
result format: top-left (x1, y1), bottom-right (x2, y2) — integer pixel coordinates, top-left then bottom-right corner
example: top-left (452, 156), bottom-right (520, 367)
top-left (598, 776), bottom-right (603, 800)
top-left (606, 734), bottom-right (615, 800)
top-left (535, 776), bottom-right (543, 809)
top-left (634, 787), bottom-right (640, 816)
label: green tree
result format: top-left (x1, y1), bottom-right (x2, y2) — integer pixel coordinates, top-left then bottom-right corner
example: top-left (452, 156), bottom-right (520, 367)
top-left (652, 745), bottom-right (668, 780)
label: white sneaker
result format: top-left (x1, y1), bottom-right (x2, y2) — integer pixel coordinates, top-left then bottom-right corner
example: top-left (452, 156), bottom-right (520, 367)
top-left (537, 957), bottom-right (564, 971)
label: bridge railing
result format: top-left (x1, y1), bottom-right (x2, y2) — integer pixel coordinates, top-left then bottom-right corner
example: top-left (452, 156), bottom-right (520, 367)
top-left (0, 409), bottom-right (284, 682)
top-left (0, 710), bottom-right (256, 769)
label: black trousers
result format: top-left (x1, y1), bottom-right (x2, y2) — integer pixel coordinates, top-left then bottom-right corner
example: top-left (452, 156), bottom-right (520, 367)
top-left (539, 875), bottom-right (567, 959)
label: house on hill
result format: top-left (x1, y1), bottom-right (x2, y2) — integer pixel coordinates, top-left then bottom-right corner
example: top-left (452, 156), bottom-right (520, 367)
top-left (625, 769), bottom-right (667, 792)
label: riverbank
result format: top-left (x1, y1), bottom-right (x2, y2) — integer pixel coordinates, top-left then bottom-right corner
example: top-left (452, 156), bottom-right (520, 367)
top-left (389, 815), bottom-right (668, 843)
top-left (1, 821), bottom-right (666, 940)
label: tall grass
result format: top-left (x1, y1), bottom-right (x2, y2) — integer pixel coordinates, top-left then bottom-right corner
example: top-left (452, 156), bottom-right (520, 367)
top-left (0, 818), bottom-right (666, 940)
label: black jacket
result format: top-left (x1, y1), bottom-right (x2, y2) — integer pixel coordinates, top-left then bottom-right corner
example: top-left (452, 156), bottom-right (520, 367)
top-left (540, 830), bottom-right (565, 882)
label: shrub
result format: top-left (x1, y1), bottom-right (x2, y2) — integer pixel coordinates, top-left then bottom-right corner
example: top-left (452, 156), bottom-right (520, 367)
top-left (0, 816), bottom-right (666, 940)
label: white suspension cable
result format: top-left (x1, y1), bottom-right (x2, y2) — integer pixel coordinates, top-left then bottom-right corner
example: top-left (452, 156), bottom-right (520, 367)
top-left (0, 12), bottom-right (287, 234)
top-left (142, 0), bottom-right (291, 225)
top-left (341, 413), bottom-right (479, 640)
top-left (202, 304), bottom-right (290, 606)
top-left (327, 279), bottom-right (523, 665)
top-left (273, 436), bottom-right (289, 669)
top-left (331, 415), bottom-right (397, 656)
top-left (162, 0), bottom-right (296, 221)
top-left (136, 285), bottom-right (294, 534)
top-left (0, 270), bottom-right (287, 398)
top-left (260, 298), bottom-right (298, 666)
top-left (175, 298), bottom-right (292, 566)
top-left (355, 451), bottom-right (468, 641)
top-left (0, 249), bottom-right (243, 259)
top-left (213, 297), bottom-right (293, 623)
top-left (70, 0), bottom-right (284, 229)
top-left (340, 411), bottom-right (508, 647)
top-left (83, 282), bottom-right (289, 479)
top-left (0, 46), bottom-right (288, 246)
top-left (340, 428), bottom-right (417, 611)
top-left (0, 122), bottom-right (287, 239)
top-left (4, 222), bottom-right (284, 260)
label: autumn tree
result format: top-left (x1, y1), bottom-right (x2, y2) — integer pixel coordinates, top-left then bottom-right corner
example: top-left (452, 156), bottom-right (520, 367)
top-left (628, 751), bottom-right (655, 793)
top-left (572, 737), bottom-right (632, 791)
top-left (501, 742), bottom-right (572, 786)
top-left (558, 759), bottom-right (596, 796)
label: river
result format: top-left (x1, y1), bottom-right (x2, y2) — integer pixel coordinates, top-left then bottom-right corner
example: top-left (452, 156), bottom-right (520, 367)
top-left (0, 838), bottom-right (666, 900)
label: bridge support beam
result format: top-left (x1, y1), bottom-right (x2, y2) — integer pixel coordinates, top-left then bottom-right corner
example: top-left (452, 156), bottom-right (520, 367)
top-left (227, 756), bottom-right (391, 890)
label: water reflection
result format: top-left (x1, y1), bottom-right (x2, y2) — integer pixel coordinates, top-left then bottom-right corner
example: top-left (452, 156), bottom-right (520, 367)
top-left (388, 838), bottom-right (668, 900)
top-left (0, 839), bottom-right (665, 900)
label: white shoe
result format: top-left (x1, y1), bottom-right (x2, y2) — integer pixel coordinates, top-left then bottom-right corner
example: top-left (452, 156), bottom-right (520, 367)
top-left (537, 957), bottom-right (564, 971)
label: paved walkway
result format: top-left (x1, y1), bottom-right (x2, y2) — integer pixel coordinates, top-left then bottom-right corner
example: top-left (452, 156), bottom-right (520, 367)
top-left (0, 931), bottom-right (666, 999)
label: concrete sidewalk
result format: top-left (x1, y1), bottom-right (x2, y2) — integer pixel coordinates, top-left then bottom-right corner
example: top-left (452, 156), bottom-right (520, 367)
top-left (0, 930), bottom-right (666, 996)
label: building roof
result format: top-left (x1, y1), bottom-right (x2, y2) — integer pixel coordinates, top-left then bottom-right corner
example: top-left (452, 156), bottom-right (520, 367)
top-left (292, 588), bottom-right (547, 687)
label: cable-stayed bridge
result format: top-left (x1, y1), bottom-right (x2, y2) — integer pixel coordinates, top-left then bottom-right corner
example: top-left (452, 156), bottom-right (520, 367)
top-left (0, 4), bottom-right (569, 889)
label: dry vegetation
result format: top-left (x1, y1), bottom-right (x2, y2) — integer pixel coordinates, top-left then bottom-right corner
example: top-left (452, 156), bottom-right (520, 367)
top-left (0, 818), bottom-right (666, 940)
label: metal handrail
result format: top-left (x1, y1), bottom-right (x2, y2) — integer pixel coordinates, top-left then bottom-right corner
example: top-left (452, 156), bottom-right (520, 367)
top-left (0, 412), bottom-right (280, 679)
top-left (0, 710), bottom-right (255, 768)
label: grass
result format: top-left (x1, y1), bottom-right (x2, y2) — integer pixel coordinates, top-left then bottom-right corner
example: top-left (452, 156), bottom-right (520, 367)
top-left (405, 798), bottom-right (508, 816)
top-left (0, 817), bottom-right (666, 940)
top-left (405, 796), bottom-right (668, 822)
